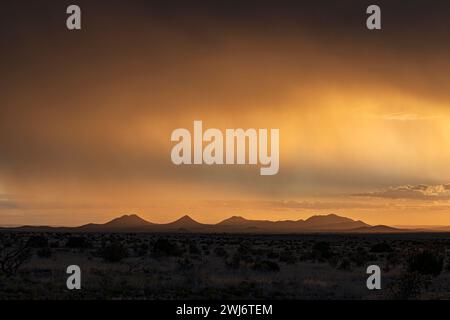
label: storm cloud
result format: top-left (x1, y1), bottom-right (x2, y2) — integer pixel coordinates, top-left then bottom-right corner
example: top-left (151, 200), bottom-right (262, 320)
top-left (1, 0), bottom-right (450, 225)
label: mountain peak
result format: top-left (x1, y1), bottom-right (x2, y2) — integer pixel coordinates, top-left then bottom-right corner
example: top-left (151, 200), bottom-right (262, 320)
top-left (218, 216), bottom-right (249, 225)
top-left (305, 213), bottom-right (352, 223)
top-left (121, 213), bottom-right (138, 219)
top-left (302, 213), bottom-right (369, 230)
top-left (229, 215), bottom-right (248, 221)
top-left (178, 214), bottom-right (195, 221)
top-left (103, 213), bottom-right (152, 227)
top-left (115, 213), bottom-right (141, 220)
top-left (169, 215), bottom-right (203, 226)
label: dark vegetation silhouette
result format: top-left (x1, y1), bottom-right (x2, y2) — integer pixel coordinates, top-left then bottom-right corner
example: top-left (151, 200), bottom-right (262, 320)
top-left (0, 242), bottom-right (31, 276)
top-left (370, 242), bottom-right (393, 253)
top-left (1, 231), bottom-right (450, 299)
top-left (407, 250), bottom-right (444, 277)
top-left (66, 236), bottom-right (91, 249)
top-left (100, 242), bottom-right (129, 263)
top-left (152, 238), bottom-right (181, 257)
top-left (26, 235), bottom-right (48, 248)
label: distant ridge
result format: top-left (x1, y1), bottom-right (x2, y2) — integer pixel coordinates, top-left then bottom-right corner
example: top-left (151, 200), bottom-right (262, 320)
top-left (79, 214), bottom-right (154, 230)
top-left (217, 213), bottom-right (369, 232)
top-left (0, 214), bottom-right (416, 233)
top-left (0, 213), bottom-right (443, 234)
top-left (348, 225), bottom-right (404, 233)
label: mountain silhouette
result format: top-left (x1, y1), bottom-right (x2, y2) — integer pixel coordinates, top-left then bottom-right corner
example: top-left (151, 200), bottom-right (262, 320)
top-left (218, 216), bottom-right (250, 225)
top-left (303, 213), bottom-right (359, 226)
top-left (105, 214), bottom-right (153, 227)
top-left (0, 213), bottom-right (425, 233)
top-left (349, 225), bottom-right (403, 233)
top-left (80, 214), bottom-right (153, 230)
top-left (164, 215), bottom-right (206, 229)
top-left (217, 213), bottom-right (368, 231)
top-left (300, 214), bottom-right (369, 230)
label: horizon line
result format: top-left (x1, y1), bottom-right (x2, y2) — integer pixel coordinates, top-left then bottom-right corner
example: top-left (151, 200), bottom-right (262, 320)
top-left (1, 212), bottom-right (449, 229)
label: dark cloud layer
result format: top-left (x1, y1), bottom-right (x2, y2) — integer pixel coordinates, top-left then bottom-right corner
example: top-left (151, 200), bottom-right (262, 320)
top-left (1, 0), bottom-right (450, 197)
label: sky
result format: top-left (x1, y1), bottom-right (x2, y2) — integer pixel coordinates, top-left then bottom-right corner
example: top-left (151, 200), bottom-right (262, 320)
top-left (1, 0), bottom-right (450, 226)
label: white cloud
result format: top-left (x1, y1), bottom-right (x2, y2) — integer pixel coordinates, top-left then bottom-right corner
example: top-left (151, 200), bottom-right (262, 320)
top-left (354, 183), bottom-right (450, 200)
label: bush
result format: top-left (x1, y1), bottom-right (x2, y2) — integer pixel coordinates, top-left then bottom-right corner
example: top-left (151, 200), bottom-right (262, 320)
top-left (266, 250), bottom-right (278, 259)
top-left (387, 252), bottom-right (401, 266)
top-left (152, 238), bottom-right (180, 257)
top-left (252, 260), bottom-right (280, 272)
top-left (312, 241), bottom-right (332, 260)
top-left (350, 247), bottom-right (372, 267)
top-left (188, 242), bottom-right (201, 255)
top-left (133, 242), bottom-right (149, 257)
top-left (236, 244), bottom-right (254, 263)
top-left (50, 241), bottom-right (60, 248)
top-left (66, 236), bottom-right (91, 249)
top-left (337, 258), bottom-right (352, 271)
top-left (214, 246), bottom-right (227, 257)
top-left (370, 242), bottom-right (393, 253)
top-left (407, 250), bottom-right (443, 277)
top-left (100, 242), bottom-right (128, 262)
top-left (37, 247), bottom-right (52, 258)
top-left (388, 272), bottom-right (431, 299)
top-left (225, 253), bottom-right (242, 269)
top-left (279, 250), bottom-right (297, 264)
top-left (177, 257), bottom-right (194, 271)
top-left (0, 245), bottom-right (31, 276)
top-left (26, 235), bottom-right (48, 248)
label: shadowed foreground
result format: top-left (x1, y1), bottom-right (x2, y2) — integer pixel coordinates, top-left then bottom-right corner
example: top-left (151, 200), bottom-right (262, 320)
top-left (1, 232), bottom-right (450, 300)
